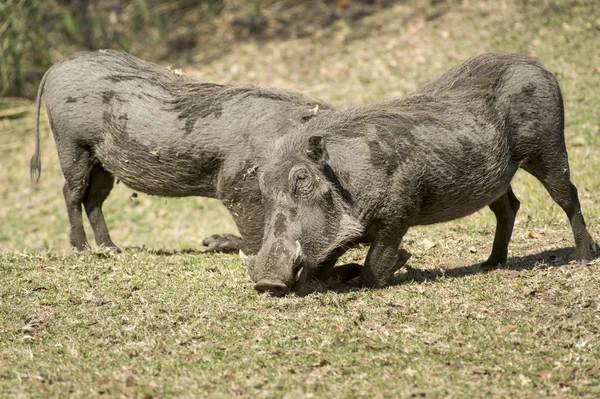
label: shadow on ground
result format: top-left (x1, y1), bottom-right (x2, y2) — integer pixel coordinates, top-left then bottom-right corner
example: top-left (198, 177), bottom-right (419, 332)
top-left (116, 244), bottom-right (593, 297)
top-left (123, 247), bottom-right (211, 256)
top-left (300, 247), bottom-right (582, 296)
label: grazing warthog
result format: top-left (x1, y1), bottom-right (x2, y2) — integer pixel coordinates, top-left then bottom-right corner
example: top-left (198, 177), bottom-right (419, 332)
top-left (248, 53), bottom-right (598, 296)
top-left (30, 50), bottom-right (330, 253)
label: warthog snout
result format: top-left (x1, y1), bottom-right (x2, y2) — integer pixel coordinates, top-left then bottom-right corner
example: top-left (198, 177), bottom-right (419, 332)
top-left (252, 240), bottom-right (305, 296)
top-left (254, 279), bottom-right (289, 297)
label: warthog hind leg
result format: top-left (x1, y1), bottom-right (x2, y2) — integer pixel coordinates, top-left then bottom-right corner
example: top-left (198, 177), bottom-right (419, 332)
top-left (59, 144), bottom-right (92, 251)
top-left (83, 164), bottom-right (118, 251)
top-left (523, 155), bottom-right (598, 263)
top-left (63, 182), bottom-right (88, 251)
top-left (483, 187), bottom-right (520, 266)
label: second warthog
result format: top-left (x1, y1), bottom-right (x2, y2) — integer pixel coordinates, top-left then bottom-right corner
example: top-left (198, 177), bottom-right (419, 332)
top-left (31, 50), bottom-right (330, 253)
top-left (248, 53), bottom-right (598, 296)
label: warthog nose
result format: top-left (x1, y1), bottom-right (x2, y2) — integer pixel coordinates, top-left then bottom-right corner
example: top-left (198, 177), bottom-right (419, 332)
top-left (254, 279), bottom-right (289, 297)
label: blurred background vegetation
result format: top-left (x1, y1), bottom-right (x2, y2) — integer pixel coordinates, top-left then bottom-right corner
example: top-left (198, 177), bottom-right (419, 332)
top-left (0, 0), bottom-right (391, 98)
top-left (1, 0), bottom-right (598, 253)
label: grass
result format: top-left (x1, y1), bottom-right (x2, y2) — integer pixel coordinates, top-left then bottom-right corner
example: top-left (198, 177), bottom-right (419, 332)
top-left (1, 0), bottom-right (600, 397)
top-left (2, 249), bottom-right (600, 397)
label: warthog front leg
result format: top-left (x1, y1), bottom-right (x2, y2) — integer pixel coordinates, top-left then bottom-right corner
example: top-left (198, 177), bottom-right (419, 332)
top-left (311, 247), bottom-right (349, 282)
top-left (327, 263), bottom-right (363, 283)
top-left (321, 248), bottom-right (412, 285)
top-left (360, 229), bottom-right (410, 288)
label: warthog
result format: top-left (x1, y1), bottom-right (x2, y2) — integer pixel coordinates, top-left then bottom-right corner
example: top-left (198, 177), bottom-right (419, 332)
top-left (30, 50), bottom-right (330, 253)
top-left (247, 53), bottom-right (598, 296)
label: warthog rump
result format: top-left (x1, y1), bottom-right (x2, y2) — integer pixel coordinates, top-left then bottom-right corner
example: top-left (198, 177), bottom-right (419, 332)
top-left (30, 50), bottom-right (330, 253)
top-left (249, 53), bottom-right (598, 296)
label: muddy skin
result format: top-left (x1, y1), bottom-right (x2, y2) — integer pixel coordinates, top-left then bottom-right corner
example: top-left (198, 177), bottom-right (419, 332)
top-left (30, 50), bottom-right (331, 254)
top-left (250, 53), bottom-right (598, 296)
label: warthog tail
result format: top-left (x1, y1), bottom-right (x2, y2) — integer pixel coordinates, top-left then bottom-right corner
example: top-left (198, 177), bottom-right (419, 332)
top-left (30, 69), bottom-right (49, 185)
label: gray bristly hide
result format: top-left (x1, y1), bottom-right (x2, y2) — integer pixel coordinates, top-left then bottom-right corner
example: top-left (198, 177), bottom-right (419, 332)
top-left (30, 49), bottom-right (331, 253)
top-left (251, 53), bottom-right (598, 296)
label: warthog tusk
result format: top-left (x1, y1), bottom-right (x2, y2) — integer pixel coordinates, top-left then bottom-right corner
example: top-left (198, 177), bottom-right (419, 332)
top-left (295, 266), bottom-right (304, 282)
top-left (293, 240), bottom-right (303, 268)
top-left (239, 249), bottom-right (250, 267)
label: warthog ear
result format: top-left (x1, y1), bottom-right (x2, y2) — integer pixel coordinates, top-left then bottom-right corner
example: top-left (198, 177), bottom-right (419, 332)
top-left (306, 136), bottom-right (329, 163)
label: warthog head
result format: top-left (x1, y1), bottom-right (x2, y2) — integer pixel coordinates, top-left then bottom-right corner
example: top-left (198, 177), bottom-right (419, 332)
top-left (242, 135), bottom-right (363, 296)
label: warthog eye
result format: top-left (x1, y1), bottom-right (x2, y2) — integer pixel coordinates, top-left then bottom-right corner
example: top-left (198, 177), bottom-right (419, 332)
top-left (290, 167), bottom-right (313, 196)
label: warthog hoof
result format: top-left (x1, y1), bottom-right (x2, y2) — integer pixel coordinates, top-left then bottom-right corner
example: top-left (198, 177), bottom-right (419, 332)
top-left (202, 234), bottom-right (243, 253)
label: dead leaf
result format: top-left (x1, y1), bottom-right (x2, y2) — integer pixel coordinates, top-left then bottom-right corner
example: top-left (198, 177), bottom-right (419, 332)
top-left (518, 374), bottom-right (532, 386)
top-left (527, 230), bottom-right (542, 239)
top-left (468, 246), bottom-right (477, 254)
top-left (581, 299), bottom-right (593, 308)
top-left (402, 368), bottom-right (418, 377)
top-left (245, 376), bottom-right (265, 389)
top-left (496, 269), bottom-right (523, 279)
top-left (497, 324), bottom-right (518, 332)
top-left (312, 359), bottom-right (330, 367)
top-left (527, 289), bottom-right (544, 298)
top-left (421, 239), bottom-right (436, 250)
top-left (472, 368), bottom-right (491, 375)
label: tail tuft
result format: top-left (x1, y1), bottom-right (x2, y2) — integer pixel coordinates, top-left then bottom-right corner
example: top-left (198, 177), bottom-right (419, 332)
top-left (30, 154), bottom-right (41, 185)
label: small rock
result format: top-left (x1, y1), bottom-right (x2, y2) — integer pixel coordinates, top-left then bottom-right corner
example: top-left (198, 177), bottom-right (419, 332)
top-left (421, 239), bottom-right (436, 250)
top-left (518, 373), bottom-right (532, 386)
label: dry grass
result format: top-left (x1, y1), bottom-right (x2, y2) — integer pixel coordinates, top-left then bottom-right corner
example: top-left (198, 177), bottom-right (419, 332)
top-left (1, 0), bottom-right (600, 397)
top-left (1, 246), bottom-right (599, 397)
